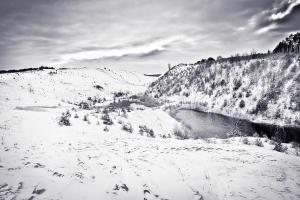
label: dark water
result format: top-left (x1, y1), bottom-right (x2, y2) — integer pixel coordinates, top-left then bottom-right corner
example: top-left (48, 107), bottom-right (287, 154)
top-left (175, 109), bottom-right (300, 143)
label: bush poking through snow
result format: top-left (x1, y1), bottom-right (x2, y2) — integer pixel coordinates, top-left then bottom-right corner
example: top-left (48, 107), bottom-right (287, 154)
top-left (239, 100), bottom-right (245, 108)
top-left (83, 114), bottom-right (89, 121)
top-left (114, 91), bottom-right (127, 98)
top-left (254, 138), bottom-right (264, 147)
top-left (139, 125), bottom-right (155, 138)
top-left (273, 142), bottom-right (287, 153)
top-left (74, 113), bottom-right (79, 118)
top-left (245, 90), bottom-right (251, 97)
top-left (102, 113), bottom-right (113, 125)
top-left (233, 79), bottom-right (242, 91)
top-left (255, 98), bottom-right (268, 113)
top-left (59, 110), bottom-right (71, 126)
top-left (173, 126), bottom-right (189, 139)
top-left (242, 137), bottom-right (249, 145)
top-left (79, 101), bottom-right (93, 110)
top-left (94, 85), bottom-right (104, 90)
top-left (122, 122), bottom-right (133, 133)
top-left (103, 126), bottom-right (109, 132)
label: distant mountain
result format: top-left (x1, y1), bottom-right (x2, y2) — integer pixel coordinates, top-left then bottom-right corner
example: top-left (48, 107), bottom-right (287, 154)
top-left (273, 32), bottom-right (300, 54)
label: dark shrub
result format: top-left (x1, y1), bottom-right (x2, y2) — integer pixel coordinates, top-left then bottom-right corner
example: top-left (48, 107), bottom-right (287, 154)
top-left (122, 123), bottom-right (133, 133)
top-left (265, 89), bottom-right (281, 102)
top-left (59, 111), bottom-right (71, 126)
top-left (204, 77), bottom-right (209, 83)
top-left (114, 91), bottom-right (126, 98)
top-left (79, 101), bottom-right (92, 110)
top-left (103, 126), bottom-right (109, 132)
top-left (83, 114), bottom-right (89, 121)
top-left (139, 125), bottom-right (155, 137)
top-left (220, 79), bottom-right (226, 86)
top-left (94, 85), bottom-right (104, 90)
top-left (273, 142), bottom-right (287, 152)
top-left (275, 110), bottom-right (281, 119)
top-left (256, 99), bottom-right (268, 113)
top-left (183, 91), bottom-right (190, 97)
top-left (102, 113), bottom-right (113, 125)
top-left (245, 90), bottom-right (251, 97)
top-left (233, 79), bottom-right (242, 91)
top-left (239, 100), bottom-right (245, 108)
top-left (223, 99), bottom-right (228, 108)
top-left (207, 57), bottom-right (215, 62)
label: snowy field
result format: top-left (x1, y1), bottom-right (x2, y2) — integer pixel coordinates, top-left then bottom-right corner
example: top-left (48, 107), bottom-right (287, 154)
top-left (1, 68), bottom-right (300, 200)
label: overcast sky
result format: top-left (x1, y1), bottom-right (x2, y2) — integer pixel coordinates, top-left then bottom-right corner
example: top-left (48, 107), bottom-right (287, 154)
top-left (0, 0), bottom-right (299, 73)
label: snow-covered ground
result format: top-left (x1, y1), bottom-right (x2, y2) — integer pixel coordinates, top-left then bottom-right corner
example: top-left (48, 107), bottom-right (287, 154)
top-left (1, 68), bottom-right (300, 200)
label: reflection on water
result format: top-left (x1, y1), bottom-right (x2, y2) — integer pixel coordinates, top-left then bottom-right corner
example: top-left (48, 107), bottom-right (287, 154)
top-left (175, 109), bottom-right (300, 143)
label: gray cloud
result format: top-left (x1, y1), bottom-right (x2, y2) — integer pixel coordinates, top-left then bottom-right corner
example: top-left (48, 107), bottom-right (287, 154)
top-left (0, 0), bottom-right (299, 72)
top-left (248, 0), bottom-right (300, 34)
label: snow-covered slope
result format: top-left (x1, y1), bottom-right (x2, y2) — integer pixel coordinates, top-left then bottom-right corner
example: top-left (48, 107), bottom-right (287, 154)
top-left (147, 54), bottom-right (300, 126)
top-left (0, 68), bottom-right (300, 200)
top-left (0, 67), bottom-right (152, 106)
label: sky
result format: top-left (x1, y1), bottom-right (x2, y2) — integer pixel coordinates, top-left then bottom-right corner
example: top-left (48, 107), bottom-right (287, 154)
top-left (0, 0), bottom-right (299, 73)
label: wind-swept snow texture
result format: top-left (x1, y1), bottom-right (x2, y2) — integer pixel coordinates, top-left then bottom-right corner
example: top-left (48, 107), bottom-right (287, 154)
top-left (147, 54), bottom-right (300, 126)
top-left (0, 67), bottom-right (300, 200)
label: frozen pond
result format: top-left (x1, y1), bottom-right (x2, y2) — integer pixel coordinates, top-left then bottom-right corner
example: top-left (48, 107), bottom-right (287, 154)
top-left (175, 109), bottom-right (300, 143)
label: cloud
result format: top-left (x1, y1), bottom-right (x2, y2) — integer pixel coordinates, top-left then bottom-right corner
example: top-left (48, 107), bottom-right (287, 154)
top-left (270, 0), bottom-right (300, 20)
top-left (58, 35), bottom-right (187, 64)
top-left (256, 23), bottom-right (278, 34)
top-left (248, 0), bottom-right (300, 34)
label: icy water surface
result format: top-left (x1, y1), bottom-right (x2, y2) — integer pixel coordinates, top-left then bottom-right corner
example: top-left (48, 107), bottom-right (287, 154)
top-left (175, 109), bottom-right (300, 142)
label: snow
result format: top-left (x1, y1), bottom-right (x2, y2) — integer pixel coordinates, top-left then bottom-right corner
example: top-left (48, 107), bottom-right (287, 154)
top-left (0, 68), bottom-right (300, 200)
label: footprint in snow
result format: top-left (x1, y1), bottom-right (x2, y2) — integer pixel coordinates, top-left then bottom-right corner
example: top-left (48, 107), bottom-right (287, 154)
top-left (0, 182), bottom-right (23, 199)
top-left (34, 163), bottom-right (45, 168)
top-left (142, 184), bottom-right (161, 199)
top-left (32, 187), bottom-right (46, 195)
top-left (113, 183), bottom-right (129, 194)
top-left (27, 185), bottom-right (46, 200)
top-left (52, 171), bottom-right (64, 177)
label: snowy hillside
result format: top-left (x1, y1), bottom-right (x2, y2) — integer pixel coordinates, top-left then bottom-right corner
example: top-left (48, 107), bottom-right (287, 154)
top-left (1, 68), bottom-right (300, 200)
top-left (146, 54), bottom-right (300, 126)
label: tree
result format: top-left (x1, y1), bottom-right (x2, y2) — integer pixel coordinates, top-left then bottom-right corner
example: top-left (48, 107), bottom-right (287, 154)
top-left (217, 56), bottom-right (223, 60)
